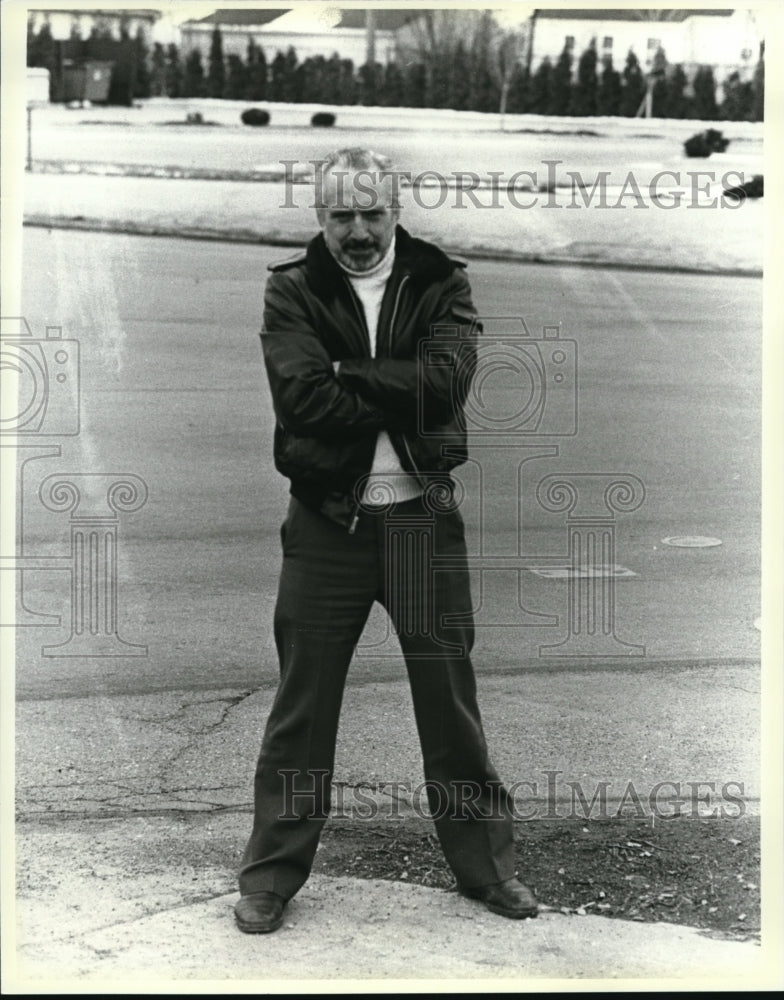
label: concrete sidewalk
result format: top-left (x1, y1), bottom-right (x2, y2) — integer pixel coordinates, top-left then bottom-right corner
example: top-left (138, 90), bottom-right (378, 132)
top-left (8, 812), bottom-right (770, 989)
top-left (9, 666), bottom-right (772, 991)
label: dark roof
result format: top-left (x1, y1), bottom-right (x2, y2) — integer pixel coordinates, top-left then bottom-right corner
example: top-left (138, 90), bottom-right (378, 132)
top-left (190, 7), bottom-right (419, 31)
top-left (192, 9), bottom-right (291, 27)
top-left (537, 9), bottom-right (733, 21)
top-left (336, 9), bottom-right (421, 31)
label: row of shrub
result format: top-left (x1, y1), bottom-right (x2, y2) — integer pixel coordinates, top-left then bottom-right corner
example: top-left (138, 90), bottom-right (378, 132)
top-left (240, 108), bottom-right (335, 127)
top-left (27, 19), bottom-right (764, 121)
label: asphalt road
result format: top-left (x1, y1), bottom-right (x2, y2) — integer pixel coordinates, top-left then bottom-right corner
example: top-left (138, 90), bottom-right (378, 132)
top-left (13, 227), bottom-right (761, 704)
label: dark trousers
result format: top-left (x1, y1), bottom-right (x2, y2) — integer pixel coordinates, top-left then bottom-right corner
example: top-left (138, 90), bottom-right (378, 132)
top-left (239, 495), bottom-right (515, 900)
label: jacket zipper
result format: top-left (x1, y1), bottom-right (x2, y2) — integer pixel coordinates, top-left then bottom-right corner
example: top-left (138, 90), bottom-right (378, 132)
top-left (386, 275), bottom-right (426, 491)
top-left (384, 274), bottom-right (408, 357)
top-left (345, 272), bottom-right (424, 531)
top-left (344, 276), bottom-right (370, 533)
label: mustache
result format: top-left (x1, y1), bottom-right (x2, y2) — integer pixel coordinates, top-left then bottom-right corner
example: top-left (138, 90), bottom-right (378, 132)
top-left (344, 240), bottom-right (377, 251)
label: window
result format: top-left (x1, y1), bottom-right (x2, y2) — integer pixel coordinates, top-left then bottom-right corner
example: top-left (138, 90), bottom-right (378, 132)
top-left (565, 35), bottom-right (575, 49)
top-left (603, 36), bottom-right (613, 50)
top-left (647, 37), bottom-right (660, 50)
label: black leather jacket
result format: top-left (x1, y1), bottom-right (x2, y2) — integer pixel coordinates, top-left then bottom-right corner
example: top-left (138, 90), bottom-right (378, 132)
top-left (261, 225), bottom-right (479, 528)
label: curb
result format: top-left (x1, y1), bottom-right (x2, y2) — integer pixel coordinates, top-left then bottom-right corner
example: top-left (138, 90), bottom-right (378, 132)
top-left (22, 215), bottom-right (763, 279)
top-left (30, 160), bottom-right (763, 197)
top-left (33, 160), bottom-right (295, 184)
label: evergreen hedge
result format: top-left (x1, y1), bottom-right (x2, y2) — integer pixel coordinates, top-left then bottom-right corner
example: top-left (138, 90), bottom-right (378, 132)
top-left (25, 22), bottom-right (765, 122)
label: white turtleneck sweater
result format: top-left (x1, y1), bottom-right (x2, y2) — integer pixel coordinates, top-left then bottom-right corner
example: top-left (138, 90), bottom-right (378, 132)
top-left (336, 237), bottom-right (422, 505)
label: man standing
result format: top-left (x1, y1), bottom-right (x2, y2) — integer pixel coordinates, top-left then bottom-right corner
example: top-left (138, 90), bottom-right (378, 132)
top-left (235, 148), bottom-right (537, 933)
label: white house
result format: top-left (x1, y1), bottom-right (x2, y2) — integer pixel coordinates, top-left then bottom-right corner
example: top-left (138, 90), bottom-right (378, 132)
top-left (28, 6), bottom-right (763, 98)
top-left (178, 7), bottom-right (413, 65)
top-left (529, 8), bottom-right (762, 85)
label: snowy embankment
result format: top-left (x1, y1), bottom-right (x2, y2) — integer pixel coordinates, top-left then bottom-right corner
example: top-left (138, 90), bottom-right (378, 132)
top-left (22, 98), bottom-right (764, 275)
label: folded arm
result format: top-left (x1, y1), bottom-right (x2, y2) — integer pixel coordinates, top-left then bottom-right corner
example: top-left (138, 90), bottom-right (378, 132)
top-left (261, 271), bottom-right (392, 438)
top-left (335, 269), bottom-right (479, 427)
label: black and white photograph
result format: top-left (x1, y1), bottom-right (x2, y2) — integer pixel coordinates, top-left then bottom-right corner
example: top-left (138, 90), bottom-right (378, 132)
top-left (1, 0), bottom-right (781, 992)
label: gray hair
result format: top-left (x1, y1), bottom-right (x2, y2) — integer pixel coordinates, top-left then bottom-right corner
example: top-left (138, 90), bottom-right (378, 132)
top-left (314, 147), bottom-right (402, 213)
top-left (319, 147), bottom-right (395, 177)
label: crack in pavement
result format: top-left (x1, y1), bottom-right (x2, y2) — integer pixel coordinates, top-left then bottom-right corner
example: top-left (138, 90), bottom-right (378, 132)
top-left (127, 689), bottom-right (256, 730)
top-left (19, 782), bottom-right (246, 799)
top-left (19, 888), bottom-right (238, 949)
top-left (26, 689), bottom-right (255, 811)
top-left (17, 690), bottom-right (260, 818)
top-left (17, 777), bottom-right (446, 821)
top-left (18, 804), bottom-right (255, 821)
top-left (18, 790), bottom-right (251, 818)
top-left (155, 689), bottom-right (256, 799)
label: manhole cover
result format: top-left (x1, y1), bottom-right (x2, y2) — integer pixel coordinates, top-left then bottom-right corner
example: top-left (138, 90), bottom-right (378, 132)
top-left (661, 536), bottom-right (722, 548)
top-left (528, 564), bottom-right (637, 579)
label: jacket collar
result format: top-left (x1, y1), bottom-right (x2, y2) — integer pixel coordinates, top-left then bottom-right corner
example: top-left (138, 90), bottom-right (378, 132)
top-left (304, 224), bottom-right (455, 298)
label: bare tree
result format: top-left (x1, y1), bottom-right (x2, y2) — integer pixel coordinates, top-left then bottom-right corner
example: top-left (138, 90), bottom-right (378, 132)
top-left (489, 23), bottom-right (527, 126)
top-left (396, 8), bottom-right (532, 122)
top-left (396, 9), bottom-right (481, 107)
top-left (485, 10), bottom-right (535, 127)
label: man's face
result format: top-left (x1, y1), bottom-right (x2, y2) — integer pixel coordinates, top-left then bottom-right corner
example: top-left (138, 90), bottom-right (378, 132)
top-left (317, 167), bottom-right (399, 271)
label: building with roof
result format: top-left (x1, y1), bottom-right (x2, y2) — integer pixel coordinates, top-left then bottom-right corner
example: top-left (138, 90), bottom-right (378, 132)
top-left (530, 8), bottom-right (762, 84)
top-left (179, 7), bottom-right (416, 65)
top-left (177, 7), bottom-right (762, 93)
